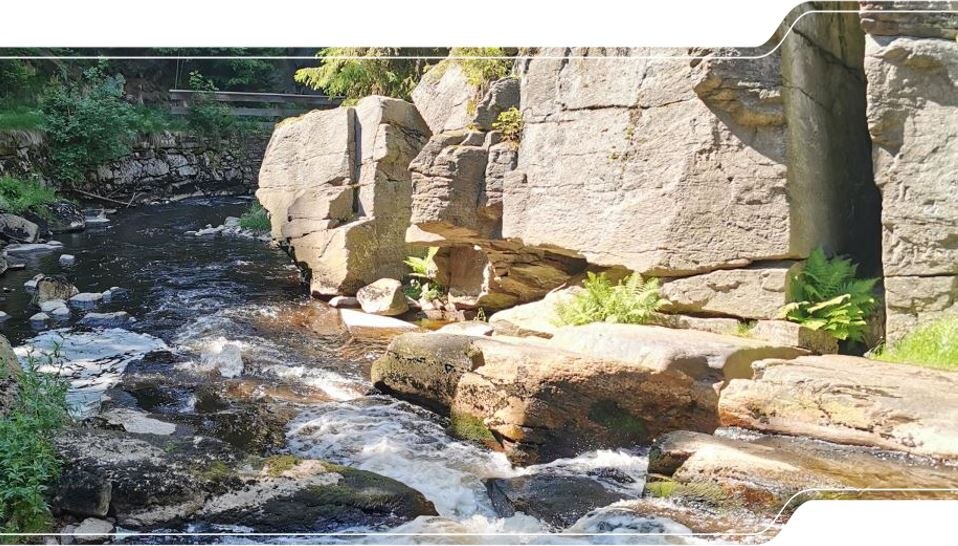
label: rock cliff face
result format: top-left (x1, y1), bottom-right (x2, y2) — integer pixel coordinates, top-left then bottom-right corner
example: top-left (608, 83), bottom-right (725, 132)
top-left (860, 2), bottom-right (958, 340)
top-left (256, 96), bottom-right (430, 295)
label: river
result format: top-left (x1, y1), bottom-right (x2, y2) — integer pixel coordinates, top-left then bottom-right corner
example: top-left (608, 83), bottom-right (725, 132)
top-left (2, 198), bottom-right (718, 544)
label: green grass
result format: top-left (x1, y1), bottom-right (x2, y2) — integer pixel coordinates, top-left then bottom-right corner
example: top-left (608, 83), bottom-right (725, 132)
top-left (0, 177), bottom-right (60, 219)
top-left (0, 107), bottom-right (43, 132)
top-left (873, 316), bottom-right (958, 371)
top-left (1, 352), bottom-right (69, 539)
top-left (238, 202), bottom-right (270, 232)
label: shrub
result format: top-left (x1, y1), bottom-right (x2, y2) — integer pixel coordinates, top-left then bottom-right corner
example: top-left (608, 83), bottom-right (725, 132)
top-left (294, 48), bottom-right (446, 102)
top-left (555, 272), bottom-right (665, 326)
top-left (182, 72), bottom-right (239, 140)
top-left (0, 107), bottom-right (43, 132)
top-left (40, 67), bottom-right (140, 183)
top-left (447, 47), bottom-right (512, 88)
top-left (492, 107), bottom-right (523, 144)
top-left (0, 177), bottom-right (60, 219)
top-left (873, 317), bottom-right (958, 371)
top-left (1, 353), bottom-right (69, 538)
top-left (778, 248), bottom-right (878, 342)
top-left (238, 202), bottom-right (270, 232)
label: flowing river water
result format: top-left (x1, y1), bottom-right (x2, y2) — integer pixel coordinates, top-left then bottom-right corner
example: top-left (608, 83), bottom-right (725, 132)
top-left (1, 198), bottom-right (724, 544)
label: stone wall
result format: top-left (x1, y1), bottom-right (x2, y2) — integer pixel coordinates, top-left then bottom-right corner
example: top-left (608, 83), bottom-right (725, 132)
top-left (860, 1), bottom-right (958, 340)
top-left (0, 129), bottom-right (267, 202)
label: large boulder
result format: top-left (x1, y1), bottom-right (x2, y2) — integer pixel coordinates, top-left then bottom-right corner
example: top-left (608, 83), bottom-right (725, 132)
top-left (372, 332), bottom-right (720, 464)
top-left (660, 262), bottom-right (798, 320)
top-left (356, 278), bottom-right (409, 316)
top-left (32, 275), bottom-right (79, 305)
top-left (411, 57), bottom-right (519, 134)
top-left (0, 213), bottom-right (40, 243)
top-left (46, 201), bottom-right (86, 233)
top-left (52, 428), bottom-right (437, 531)
top-left (861, 8), bottom-right (958, 341)
top-left (647, 430), bottom-right (958, 518)
top-left (256, 97), bottom-right (430, 296)
top-left (718, 355), bottom-right (958, 461)
top-left (548, 323), bottom-right (806, 382)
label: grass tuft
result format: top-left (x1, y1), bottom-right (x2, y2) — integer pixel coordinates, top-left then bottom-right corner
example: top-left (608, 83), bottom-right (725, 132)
top-left (873, 316), bottom-right (958, 371)
top-left (0, 176), bottom-right (60, 219)
top-left (238, 202), bottom-right (270, 232)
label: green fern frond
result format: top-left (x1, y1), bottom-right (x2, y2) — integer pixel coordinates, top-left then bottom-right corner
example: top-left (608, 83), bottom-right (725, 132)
top-left (555, 273), bottom-right (664, 326)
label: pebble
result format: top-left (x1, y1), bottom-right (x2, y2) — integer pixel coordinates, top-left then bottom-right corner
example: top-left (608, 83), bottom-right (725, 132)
top-left (59, 254), bottom-right (76, 266)
top-left (29, 312), bottom-right (50, 329)
top-left (72, 517), bottom-right (114, 544)
top-left (50, 305), bottom-right (71, 320)
top-left (69, 292), bottom-right (104, 310)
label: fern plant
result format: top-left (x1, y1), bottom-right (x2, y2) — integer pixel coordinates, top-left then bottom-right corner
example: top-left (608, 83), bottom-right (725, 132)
top-left (555, 272), bottom-right (665, 326)
top-left (778, 248), bottom-right (878, 342)
top-left (403, 247), bottom-right (445, 302)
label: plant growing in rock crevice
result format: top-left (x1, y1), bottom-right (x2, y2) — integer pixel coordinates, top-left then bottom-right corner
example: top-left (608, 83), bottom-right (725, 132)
top-left (492, 107), bottom-right (523, 145)
top-left (554, 272), bottom-right (665, 326)
top-left (238, 201), bottom-right (270, 232)
top-left (778, 247), bottom-right (878, 342)
top-left (403, 247), bottom-right (445, 302)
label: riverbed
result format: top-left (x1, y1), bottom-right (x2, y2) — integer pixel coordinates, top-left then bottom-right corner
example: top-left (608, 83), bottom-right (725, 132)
top-left (2, 198), bottom-right (757, 544)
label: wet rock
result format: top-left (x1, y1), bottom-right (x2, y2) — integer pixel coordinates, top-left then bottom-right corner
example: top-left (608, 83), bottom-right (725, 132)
top-left (72, 517), bottom-right (114, 544)
top-left (437, 321), bottom-right (494, 337)
top-left (646, 430), bottom-right (958, 517)
top-left (548, 323), bottom-right (806, 382)
top-left (54, 467), bottom-right (112, 518)
top-left (29, 312), bottom-right (51, 329)
top-left (0, 212), bottom-right (40, 243)
top-left (485, 474), bottom-right (630, 528)
top-left (356, 278), bottom-right (409, 316)
top-left (223, 216), bottom-right (240, 228)
top-left (40, 298), bottom-right (67, 313)
top-left (328, 295), bottom-right (360, 308)
top-left (1, 335), bottom-right (19, 418)
top-left (5, 241), bottom-right (64, 254)
top-left (100, 286), bottom-right (128, 302)
top-left (373, 332), bottom-right (720, 464)
top-left (198, 340), bottom-right (244, 378)
top-left (488, 288), bottom-right (579, 338)
top-left (79, 311), bottom-right (131, 328)
top-left (340, 309), bottom-right (419, 339)
top-left (49, 304), bottom-right (71, 321)
top-left (34, 275), bottom-right (79, 304)
top-left (59, 254), bottom-right (76, 266)
top-left (98, 407), bottom-right (176, 435)
top-left (47, 201), bottom-right (86, 233)
top-left (719, 355), bottom-right (958, 461)
top-left (0, 311), bottom-right (9, 323)
top-left (23, 273), bottom-right (43, 291)
top-left (83, 209), bottom-right (110, 225)
top-left (68, 292), bottom-right (103, 310)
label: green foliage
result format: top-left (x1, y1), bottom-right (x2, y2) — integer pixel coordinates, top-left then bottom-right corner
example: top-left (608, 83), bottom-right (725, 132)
top-left (447, 47), bottom-right (512, 88)
top-left (404, 246), bottom-right (439, 279)
top-left (874, 316), bottom-right (958, 370)
top-left (778, 248), bottom-right (878, 342)
top-left (0, 177), bottom-right (60, 219)
top-left (238, 201), bottom-right (270, 232)
top-left (555, 272), bottom-right (665, 326)
top-left (403, 247), bottom-right (445, 302)
top-left (492, 107), bottom-right (523, 144)
top-left (0, 107), bottom-right (43, 132)
top-left (40, 66), bottom-right (140, 183)
top-left (294, 48), bottom-right (446, 102)
top-left (1, 352), bottom-right (69, 538)
top-left (182, 72), bottom-right (243, 140)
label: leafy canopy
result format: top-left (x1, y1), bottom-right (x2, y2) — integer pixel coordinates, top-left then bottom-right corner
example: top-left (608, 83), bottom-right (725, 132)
top-left (294, 48), bottom-right (446, 102)
top-left (555, 272), bottom-right (665, 326)
top-left (778, 247), bottom-right (878, 342)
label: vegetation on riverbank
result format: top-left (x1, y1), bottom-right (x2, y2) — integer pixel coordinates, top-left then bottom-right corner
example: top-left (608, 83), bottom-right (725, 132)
top-left (874, 317), bottom-right (958, 370)
top-left (0, 354), bottom-right (69, 539)
top-left (0, 176), bottom-right (61, 219)
top-left (555, 272), bottom-right (665, 326)
top-left (238, 202), bottom-right (270, 232)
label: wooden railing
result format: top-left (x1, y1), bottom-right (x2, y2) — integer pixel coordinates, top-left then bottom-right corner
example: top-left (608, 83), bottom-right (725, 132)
top-left (168, 90), bottom-right (343, 120)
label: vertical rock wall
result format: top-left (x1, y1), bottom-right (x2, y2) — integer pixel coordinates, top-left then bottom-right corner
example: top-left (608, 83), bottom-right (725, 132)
top-left (860, 2), bottom-right (958, 340)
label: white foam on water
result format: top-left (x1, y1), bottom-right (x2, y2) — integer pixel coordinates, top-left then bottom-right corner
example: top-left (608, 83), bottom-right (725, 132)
top-left (14, 328), bottom-right (168, 418)
top-left (185, 335), bottom-right (246, 378)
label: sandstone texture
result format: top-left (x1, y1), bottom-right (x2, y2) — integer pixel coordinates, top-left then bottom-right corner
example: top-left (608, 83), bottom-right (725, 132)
top-left (660, 263), bottom-right (797, 319)
top-left (862, 6), bottom-right (958, 340)
top-left (719, 355), bottom-right (958, 461)
top-left (356, 278), bottom-right (409, 316)
top-left (256, 97), bottom-right (430, 295)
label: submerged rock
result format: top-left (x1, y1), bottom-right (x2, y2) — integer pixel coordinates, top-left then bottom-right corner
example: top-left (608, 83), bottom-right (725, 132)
top-left (485, 474), bottom-right (632, 528)
top-left (59, 253), bottom-right (76, 266)
top-left (47, 201), bottom-right (86, 233)
top-left (356, 278), bottom-right (409, 316)
top-left (69, 292), bottom-right (104, 310)
top-left (79, 311), bottom-right (131, 328)
top-left (719, 355), bottom-right (958, 461)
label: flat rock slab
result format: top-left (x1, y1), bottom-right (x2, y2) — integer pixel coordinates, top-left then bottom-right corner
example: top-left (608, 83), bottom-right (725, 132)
top-left (98, 408), bottom-right (176, 435)
top-left (549, 323), bottom-right (807, 382)
top-left (80, 311), bottom-right (131, 328)
top-left (340, 309), bottom-right (419, 340)
top-left (719, 355), bottom-right (958, 461)
top-left (69, 292), bottom-right (104, 310)
top-left (647, 430), bottom-right (958, 518)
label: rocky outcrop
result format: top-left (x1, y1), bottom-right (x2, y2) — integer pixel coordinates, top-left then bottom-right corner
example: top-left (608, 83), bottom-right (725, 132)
top-left (372, 331), bottom-right (726, 464)
top-left (861, 5), bottom-right (958, 340)
top-left (0, 212), bottom-right (40, 243)
top-left (257, 97), bottom-right (430, 296)
top-left (718, 355), bottom-right (958, 461)
top-left (660, 262), bottom-right (798, 319)
top-left (647, 430), bottom-right (958, 518)
top-left (52, 428), bottom-right (437, 531)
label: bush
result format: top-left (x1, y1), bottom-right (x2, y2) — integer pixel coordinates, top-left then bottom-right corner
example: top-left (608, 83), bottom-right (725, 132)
top-left (492, 107), bottom-right (523, 144)
top-left (238, 201), bottom-right (270, 232)
top-left (40, 67), bottom-right (140, 183)
top-left (778, 247), bottom-right (878, 342)
top-left (182, 72), bottom-right (241, 140)
top-left (447, 47), bottom-right (512, 88)
top-left (1, 353), bottom-right (69, 538)
top-left (294, 48), bottom-right (446, 102)
top-left (0, 107), bottom-right (43, 132)
top-left (874, 317), bottom-right (958, 370)
top-left (555, 272), bottom-right (665, 326)
top-left (0, 177), bottom-right (60, 219)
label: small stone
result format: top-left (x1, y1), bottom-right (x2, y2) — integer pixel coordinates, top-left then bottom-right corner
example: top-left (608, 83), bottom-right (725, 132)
top-left (68, 292), bottom-right (104, 310)
top-left (0, 312), bottom-right (9, 323)
top-left (328, 295), bottom-right (360, 308)
top-left (40, 299), bottom-right (67, 313)
top-left (50, 306), bottom-right (71, 321)
top-left (72, 517), bottom-right (114, 544)
top-left (24, 274), bottom-right (44, 292)
top-left (79, 312), bottom-right (130, 328)
top-left (59, 254), bottom-right (76, 266)
top-left (223, 216), bottom-right (241, 227)
top-left (29, 312), bottom-right (51, 329)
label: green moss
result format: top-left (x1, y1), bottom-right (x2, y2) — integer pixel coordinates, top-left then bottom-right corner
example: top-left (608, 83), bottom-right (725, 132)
top-left (645, 478), bottom-right (731, 507)
top-left (644, 480), bottom-right (678, 498)
top-left (732, 320), bottom-right (757, 338)
top-left (264, 454), bottom-right (301, 477)
top-left (200, 460), bottom-right (233, 481)
top-left (588, 399), bottom-right (648, 441)
top-left (873, 316), bottom-right (958, 370)
top-left (448, 411), bottom-right (496, 444)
